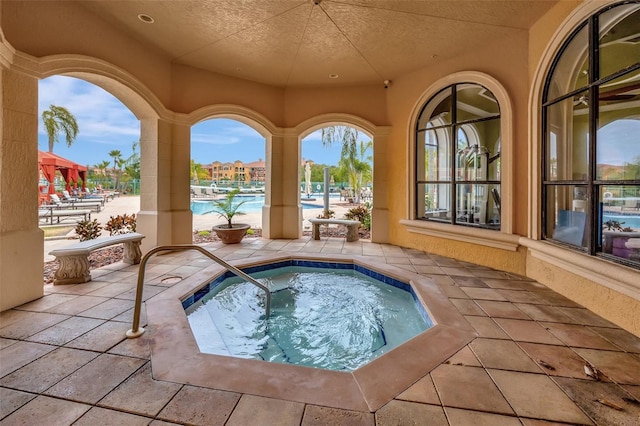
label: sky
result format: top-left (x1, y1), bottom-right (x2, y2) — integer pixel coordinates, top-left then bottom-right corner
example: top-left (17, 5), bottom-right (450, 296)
top-left (38, 75), bottom-right (344, 168)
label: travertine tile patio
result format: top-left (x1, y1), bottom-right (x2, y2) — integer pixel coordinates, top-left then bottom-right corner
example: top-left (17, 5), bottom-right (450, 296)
top-left (2, 237), bottom-right (639, 425)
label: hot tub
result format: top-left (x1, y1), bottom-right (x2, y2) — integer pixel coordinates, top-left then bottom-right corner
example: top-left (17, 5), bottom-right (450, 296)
top-left (146, 253), bottom-right (476, 412)
top-left (183, 261), bottom-right (433, 371)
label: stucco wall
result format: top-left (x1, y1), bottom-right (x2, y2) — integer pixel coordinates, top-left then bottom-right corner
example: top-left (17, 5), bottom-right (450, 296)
top-left (1, 0), bottom-right (173, 106)
top-left (527, 251), bottom-right (640, 336)
top-left (382, 25), bottom-right (531, 269)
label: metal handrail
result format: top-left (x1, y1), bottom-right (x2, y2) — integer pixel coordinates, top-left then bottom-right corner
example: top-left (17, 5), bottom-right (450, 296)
top-left (126, 244), bottom-right (271, 338)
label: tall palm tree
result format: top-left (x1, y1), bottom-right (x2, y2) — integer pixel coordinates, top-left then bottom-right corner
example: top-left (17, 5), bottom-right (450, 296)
top-left (94, 160), bottom-right (111, 187)
top-left (42, 105), bottom-right (79, 152)
top-left (108, 150), bottom-right (122, 190)
top-left (321, 126), bottom-right (373, 203)
top-left (190, 160), bottom-right (209, 184)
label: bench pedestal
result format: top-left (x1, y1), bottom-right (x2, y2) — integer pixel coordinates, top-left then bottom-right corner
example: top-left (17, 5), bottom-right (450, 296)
top-left (54, 256), bottom-right (92, 285)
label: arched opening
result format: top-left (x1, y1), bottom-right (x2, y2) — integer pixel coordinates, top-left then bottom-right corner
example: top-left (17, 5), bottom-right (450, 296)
top-left (298, 120), bottom-right (375, 241)
top-left (37, 75), bottom-right (145, 282)
top-left (299, 126), bottom-right (373, 239)
top-left (189, 118), bottom-right (266, 242)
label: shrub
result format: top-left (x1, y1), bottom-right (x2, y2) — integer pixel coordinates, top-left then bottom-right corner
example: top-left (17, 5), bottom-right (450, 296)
top-left (197, 230), bottom-right (211, 236)
top-left (105, 213), bottom-right (137, 235)
top-left (75, 219), bottom-right (102, 242)
top-left (246, 228), bottom-right (255, 235)
top-left (344, 203), bottom-right (371, 230)
top-left (317, 209), bottom-right (335, 219)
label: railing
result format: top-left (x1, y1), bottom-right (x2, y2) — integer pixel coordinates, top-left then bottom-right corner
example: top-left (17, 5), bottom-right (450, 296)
top-left (126, 244), bottom-right (271, 338)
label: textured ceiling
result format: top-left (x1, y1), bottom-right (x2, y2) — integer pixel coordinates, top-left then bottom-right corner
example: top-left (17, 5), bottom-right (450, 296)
top-left (79, 0), bottom-right (558, 88)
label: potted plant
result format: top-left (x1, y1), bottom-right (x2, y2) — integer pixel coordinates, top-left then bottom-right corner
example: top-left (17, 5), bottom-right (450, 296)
top-left (210, 189), bottom-right (251, 244)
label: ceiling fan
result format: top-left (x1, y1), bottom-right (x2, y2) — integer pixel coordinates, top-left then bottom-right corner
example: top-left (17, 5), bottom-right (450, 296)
top-left (573, 82), bottom-right (640, 106)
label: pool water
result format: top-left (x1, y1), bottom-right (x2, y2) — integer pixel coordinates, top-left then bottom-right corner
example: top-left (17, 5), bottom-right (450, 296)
top-left (185, 265), bottom-right (431, 371)
top-left (191, 195), bottom-right (326, 214)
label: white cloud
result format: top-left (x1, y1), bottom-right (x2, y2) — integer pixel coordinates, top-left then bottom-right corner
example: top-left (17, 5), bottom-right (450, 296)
top-left (38, 76), bottom-right (139, 142)
top-left (192, 133), bottom-right (242, 145)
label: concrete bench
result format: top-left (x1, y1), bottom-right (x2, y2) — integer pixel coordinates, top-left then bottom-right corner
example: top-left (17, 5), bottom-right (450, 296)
top-left (308, 218), bottom-right (360, 242)
top-left (49, 232), bottom-right (144, 285)
top-left (39, 208), bottom-right (91, 224)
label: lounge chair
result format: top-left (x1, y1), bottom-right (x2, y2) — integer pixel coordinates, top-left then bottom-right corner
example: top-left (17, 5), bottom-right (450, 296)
top-left (39, 207), bottom-right (91, 224)
top-left (49, 194), bottom-right (103, 212)
top-left (62, 190), bottom-right (105, 206)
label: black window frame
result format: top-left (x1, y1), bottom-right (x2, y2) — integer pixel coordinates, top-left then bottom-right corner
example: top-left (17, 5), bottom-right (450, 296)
top-left (415, 83), bottom-right (502, 230)
top-left (541, 0), bottom-right (640, 267)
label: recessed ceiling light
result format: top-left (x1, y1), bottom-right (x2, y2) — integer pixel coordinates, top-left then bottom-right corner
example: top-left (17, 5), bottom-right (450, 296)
top-left (329, 74), bottom-right (339, 79)
top-left (138, 14), bottom-right (154, 24)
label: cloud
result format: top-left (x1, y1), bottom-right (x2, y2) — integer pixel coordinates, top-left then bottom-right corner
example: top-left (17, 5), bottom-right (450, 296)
top-left (192, 118), bottom-right (263, 146)
top-left (192, 133), bottom-right (242, 145)
top-left (38, 76), bottom-right (139, 143)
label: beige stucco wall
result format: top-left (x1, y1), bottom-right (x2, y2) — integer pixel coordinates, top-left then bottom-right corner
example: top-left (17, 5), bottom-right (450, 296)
top-left (527, 251), bottom-right (640, 335)
top-left (381, 23), bottom-right (531, 272)
top-left (0, 68), bottom-right (44, 310)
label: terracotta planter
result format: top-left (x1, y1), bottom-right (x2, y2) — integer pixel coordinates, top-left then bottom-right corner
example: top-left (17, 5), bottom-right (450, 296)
top-left (212, 223), bottom-right (250, 244)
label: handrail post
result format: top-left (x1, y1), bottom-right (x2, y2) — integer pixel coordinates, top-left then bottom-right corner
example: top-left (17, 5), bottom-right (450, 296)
top-left (126, 244), bottom-right (271, 339)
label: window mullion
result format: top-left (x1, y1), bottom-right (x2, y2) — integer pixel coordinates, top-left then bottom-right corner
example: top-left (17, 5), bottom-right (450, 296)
top-left (587, 14), bottom-right (599, 255)
top-left (451, 86), bottom-right (458, 225)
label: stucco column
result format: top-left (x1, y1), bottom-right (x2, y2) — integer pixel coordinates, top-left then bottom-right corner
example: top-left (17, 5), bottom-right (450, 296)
top-left (0, 68), bottom-right (43, 310)
top-left (371, 127), bottom-right (391, 244)
top-left (137, 118), bottom-right (192, 250)
top-left (263, 130), bottom-right (301, 239)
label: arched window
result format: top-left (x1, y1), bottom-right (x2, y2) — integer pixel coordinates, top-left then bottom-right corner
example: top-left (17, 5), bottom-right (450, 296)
top-left (415, 83), bottom-right (501, 229)
top-left (542, 1), bottom-right (640, 267)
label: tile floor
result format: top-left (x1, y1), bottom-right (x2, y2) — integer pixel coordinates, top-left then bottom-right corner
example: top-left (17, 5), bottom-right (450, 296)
top-left (1, 237), bottom-right (640, 425)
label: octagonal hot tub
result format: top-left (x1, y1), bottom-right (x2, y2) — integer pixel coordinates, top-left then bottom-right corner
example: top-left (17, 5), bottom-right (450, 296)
top-left (183, 260), bottom-right (433, 372)
top-left (147, 253), bottom-right (477, 412)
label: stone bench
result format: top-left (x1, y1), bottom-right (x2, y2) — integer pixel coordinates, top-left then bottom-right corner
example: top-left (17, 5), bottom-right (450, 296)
top-left (49, 232), bottom-right (145, 285)
top-left (308, 218), bottom-right (361, 242)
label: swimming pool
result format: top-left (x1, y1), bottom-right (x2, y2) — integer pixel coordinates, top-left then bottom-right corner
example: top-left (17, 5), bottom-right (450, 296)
top-left (184, 263), bottom-right (432, 371)
top-left (191, 195), bottom-right (323, 214)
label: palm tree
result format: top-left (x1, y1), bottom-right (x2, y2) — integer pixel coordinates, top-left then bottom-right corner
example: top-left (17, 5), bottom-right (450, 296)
top-left (190, 160), bottom-right (209, 184)
top-left (42, 105), bottom-right (79, 152)
top-left (321, 126), bottom-right (373, 203)
top-left (108, 150), bottom-right (122, 190)
top-left (94, 160), bottom-right (111, 188)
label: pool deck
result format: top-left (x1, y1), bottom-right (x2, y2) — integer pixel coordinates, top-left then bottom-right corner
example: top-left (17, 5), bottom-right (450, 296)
top-left (3, 238), bottom-right (640, 424)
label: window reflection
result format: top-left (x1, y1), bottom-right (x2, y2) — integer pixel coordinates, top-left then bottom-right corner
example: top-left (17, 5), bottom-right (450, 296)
top-left (547, 24), bottom-right (589, 101)
top-left (599, 4), bottom-right (640, 80)
top-left (600, 185), bottom-right (640, 263)
top-left (456, 84), bottom-right (500, 121)
top-left (545, 93), bottom-right (590, 181)
top-left (597, 70), bottom-right (640, 180)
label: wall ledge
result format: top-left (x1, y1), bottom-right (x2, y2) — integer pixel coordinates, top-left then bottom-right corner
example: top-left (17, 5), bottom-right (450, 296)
top-left (520, 238), bottom-right (640, 302)
top-left (399, 219), bottom-right (520, 252)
